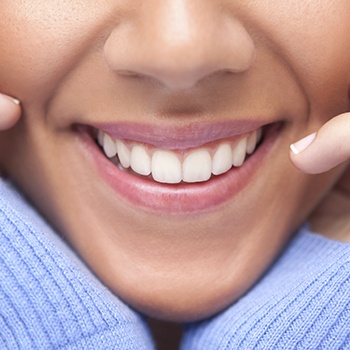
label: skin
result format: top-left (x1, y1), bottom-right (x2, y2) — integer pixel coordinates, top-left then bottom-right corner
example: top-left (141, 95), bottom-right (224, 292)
top-left (0, 0), bottom-right (350, 324)
top-left (290, 115), bottom-right (350, 242)
top-left (0, 94), bottom-right (20, 129)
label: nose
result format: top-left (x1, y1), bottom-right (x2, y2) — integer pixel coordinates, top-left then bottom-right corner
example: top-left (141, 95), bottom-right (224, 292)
top-left (104, 0), bottom-right (256, 90)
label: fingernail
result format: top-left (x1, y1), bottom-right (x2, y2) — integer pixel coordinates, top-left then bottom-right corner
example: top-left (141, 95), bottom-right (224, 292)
top-left (290, 132), bottom-right (316, 155)
top-left (0, 93), bottom-right (20, 105)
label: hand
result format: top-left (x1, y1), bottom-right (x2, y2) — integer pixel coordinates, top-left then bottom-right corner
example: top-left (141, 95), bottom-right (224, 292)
top-left (0, 93), bottom-right (21, 130)
top-left (290, 112), bottom-right (350, 241)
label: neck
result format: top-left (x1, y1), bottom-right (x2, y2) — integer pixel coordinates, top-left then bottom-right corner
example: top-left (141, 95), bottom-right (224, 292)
top-left (148, 318), bottom-right (183, 350)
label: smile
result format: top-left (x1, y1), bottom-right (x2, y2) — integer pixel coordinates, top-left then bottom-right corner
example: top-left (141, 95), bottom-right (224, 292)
top-left (80, 121), bottom-right (281, 214)
top-left (97, 128), bottom-right (262, 184)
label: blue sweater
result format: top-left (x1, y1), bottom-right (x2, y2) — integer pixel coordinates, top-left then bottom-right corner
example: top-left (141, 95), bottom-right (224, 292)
top-left (182, 228), bottom-right (350, 349)
top-left (0, 178), bottom-right (349, 349)
top-left (0, 179), bottom-right (154, 349)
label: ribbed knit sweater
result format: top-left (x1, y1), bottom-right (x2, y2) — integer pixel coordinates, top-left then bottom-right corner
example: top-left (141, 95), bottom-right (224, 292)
top-left (0, 179), bottom-right (154, 349)
top-left (1, 177), bottom-right (349, 349)
top-left (182, 227), bottom-right (350, 349)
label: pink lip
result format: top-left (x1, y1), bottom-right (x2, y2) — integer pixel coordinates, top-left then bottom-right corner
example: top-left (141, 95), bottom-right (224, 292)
top-left (90, 119), bottom-right (271, 149)
top-left (78, 122), bottom-right (281, 214)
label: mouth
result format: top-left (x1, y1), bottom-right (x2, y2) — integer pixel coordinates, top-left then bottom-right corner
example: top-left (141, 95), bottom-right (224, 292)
top-left (79, 120), bottom-right (281, 214)
top-left (97, 128), bottom-right (262, 184)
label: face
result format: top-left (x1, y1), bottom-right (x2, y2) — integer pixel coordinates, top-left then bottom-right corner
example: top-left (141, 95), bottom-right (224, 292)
top-left (0, 0), bottom-right (349, 321)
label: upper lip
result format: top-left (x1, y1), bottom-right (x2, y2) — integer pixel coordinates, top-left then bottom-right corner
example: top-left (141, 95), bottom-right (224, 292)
top-left (88, 119), bottom-right (275, 150)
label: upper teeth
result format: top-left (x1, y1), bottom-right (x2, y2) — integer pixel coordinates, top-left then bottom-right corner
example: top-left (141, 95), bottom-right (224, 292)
top-left (97, 129), bottom-right (262, 184)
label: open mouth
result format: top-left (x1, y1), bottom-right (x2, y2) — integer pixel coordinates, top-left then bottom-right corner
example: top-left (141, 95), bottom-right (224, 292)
top-left (79, 121), bottom-right (280, 213)
top-left (95, 127), bottom-right (263, 184)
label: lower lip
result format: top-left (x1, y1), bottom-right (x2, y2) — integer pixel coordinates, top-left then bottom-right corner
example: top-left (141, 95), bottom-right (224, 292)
top-left (79, 124), bottom-right (280, 215)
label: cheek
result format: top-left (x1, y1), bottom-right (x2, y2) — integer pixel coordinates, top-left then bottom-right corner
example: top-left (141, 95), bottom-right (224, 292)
top-left (253, 1), bottom-right (350, 117)
top-left (0, 0), bottom-right (113, 102)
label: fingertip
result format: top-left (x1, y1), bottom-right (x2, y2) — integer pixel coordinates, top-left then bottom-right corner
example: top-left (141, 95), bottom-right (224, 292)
top-left (289, 116), bottom-right (350, 174)
top-left (289, 147), bottom-right (315, 174)
top-left (0, 93), bottom-right (21, 130)
top-left (290, 132), bottom-right (316, 155)
top-left (289, 132), bottom-right (321, 173)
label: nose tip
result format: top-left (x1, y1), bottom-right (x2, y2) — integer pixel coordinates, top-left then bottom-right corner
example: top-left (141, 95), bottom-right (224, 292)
top-left (104, 2), bottom-right (256, 90)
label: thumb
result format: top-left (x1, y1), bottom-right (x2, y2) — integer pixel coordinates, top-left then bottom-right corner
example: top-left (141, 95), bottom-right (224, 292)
top-left (0, 93), bottom-right (21, 130)
top-left (290, 112), bottom-right (350, 174)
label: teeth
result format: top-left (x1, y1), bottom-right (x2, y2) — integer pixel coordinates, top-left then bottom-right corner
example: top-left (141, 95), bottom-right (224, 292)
top-left (103, 133), bottom-right (117, 158)
top-left (183, 150), bottom-right (212, 183)
top-left (232, 138), bottom-right (247, 167)
top-left (97, 130), bottom-right (104, 146)
top-left (130, 145), bottom-right (151, 176)
top-left (212, 143), bottom-right (232, 175)
top-left (152, 150), bottom-right (182, 184)
top-left (116, 140), bottom-right (131, 168)
top-left (256, 128), bottom-right (263, 144)
top-left (100, 128), bottom-right (262, 183)
top-left (246, 130), bottom-right (257, 155)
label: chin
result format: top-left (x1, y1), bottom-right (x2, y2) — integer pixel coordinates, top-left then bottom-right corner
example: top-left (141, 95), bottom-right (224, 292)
top-left (114, 275), bottom-right (253, 322)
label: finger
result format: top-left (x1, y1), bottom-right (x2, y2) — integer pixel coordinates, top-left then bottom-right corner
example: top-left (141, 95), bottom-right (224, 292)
top-left (290, 112), bottom-right (350, 174)
top-left (0, 93), bottom-right (21, 130)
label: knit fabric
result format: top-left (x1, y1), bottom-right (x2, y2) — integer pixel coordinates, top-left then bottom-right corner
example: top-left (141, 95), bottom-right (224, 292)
top-left (0, 178), bottom-right (154, 350)
top-left (182, 226), bottom-right (350, 349)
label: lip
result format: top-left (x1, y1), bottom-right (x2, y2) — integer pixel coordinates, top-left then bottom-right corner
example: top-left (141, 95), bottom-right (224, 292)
top-left (77, 121), bottom-right (281, 214)
top-left (90, 119), bottom-right (271, 150)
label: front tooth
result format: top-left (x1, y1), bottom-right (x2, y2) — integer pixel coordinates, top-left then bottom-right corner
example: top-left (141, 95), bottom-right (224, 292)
top-left (130, 145), bottom-right (151, 176)
top-left (116, 140), bottom-right (131, 168)
top-left (103, 133), bottom-right (117, 158)
top-left (232, 138), bottom-right (247, 167)
top-left (246, 130), bottom-right (257, 155)
top-left (152, 150), bottom-right (182, 184)
top-left (212, 143), bottom-right (232, 175)
top-left (183, 149), bottom-right (212, 183)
